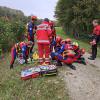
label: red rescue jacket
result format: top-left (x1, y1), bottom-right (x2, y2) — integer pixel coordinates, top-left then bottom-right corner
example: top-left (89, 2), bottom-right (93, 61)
top-left (36, 21), bottom-right (52, 44)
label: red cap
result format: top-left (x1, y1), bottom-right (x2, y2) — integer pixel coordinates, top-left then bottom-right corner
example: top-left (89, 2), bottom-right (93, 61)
top-left (31, 16), bottom-right (37, 20)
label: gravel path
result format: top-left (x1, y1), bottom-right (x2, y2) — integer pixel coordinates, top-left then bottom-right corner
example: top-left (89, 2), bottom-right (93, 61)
top-left (60, 53), bottom-right (100, 100)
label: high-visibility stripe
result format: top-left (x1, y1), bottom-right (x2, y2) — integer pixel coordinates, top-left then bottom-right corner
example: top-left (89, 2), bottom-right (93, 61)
top-left (37, 24), bottom-right (51, 31)
top-left (37, 24), bottom-right (48, 27)
top-left (37, 27), bottom-right (47, 30)
top-left (45, 58), bottom-right (50, 62)
top-left (39, 58), bottom-right (43, 60)
top-left (39, 58), bottom-right (43, 62)
top-left (45, 58), bottom-right (50, 60)
top-left (37, 40), bottom-right (49, 43)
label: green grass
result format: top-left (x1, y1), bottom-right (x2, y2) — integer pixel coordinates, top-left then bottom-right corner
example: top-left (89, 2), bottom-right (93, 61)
top-left (0, 54), bottom-right (69, 100)
top-left (56, 27), bottom-right (100, 57)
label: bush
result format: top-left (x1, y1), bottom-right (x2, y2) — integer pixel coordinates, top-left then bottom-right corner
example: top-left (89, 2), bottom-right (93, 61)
top-left (0, 19), bottom-right (25, 52)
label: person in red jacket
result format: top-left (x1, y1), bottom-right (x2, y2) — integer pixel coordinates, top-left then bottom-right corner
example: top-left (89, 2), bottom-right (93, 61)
top-left (36, 18), bottom-right (52, 65)
top-left (55, 36), bottom-right (62, 52)
top-left (88, 19), bottom-right (100, 60)
top-left (49, 21), bottom-right (56, 40)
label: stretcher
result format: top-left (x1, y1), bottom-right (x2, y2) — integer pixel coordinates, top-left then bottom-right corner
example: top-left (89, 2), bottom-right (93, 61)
top-left (39, 65), bottom-right (57, 76)
top-left (21, 65), bottom-right (57, 80)
top-left (21, 67), bottom-right (41, 80)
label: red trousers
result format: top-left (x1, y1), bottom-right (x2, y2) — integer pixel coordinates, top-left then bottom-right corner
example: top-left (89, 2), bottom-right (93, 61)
top-left (10, 47), bottom-right (17, 66)
top-left (38, 43), bottom-right (50, 64)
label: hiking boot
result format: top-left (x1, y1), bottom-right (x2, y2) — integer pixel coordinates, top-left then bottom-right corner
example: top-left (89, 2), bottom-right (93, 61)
top-left (10, 64), bottom-right (13, 69)
top-left (56, 61), bottom-right (62, 66)
top-left (68, 64), bottom-right (76, 70)
top-left (88, 57), bottom-right (95, 60)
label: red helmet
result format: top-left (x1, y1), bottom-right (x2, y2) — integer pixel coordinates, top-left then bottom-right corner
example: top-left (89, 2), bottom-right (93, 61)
top-left (56, 36), bottom-right (62, 43)
top-left (66, 38), bottom-right (72, 43)
top-left (31, 16), bottom-right (37, 20)
top-left (81, 48), bottom-right (85, 54)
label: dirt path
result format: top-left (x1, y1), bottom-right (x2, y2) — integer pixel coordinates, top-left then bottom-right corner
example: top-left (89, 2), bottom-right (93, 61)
top-left (60, 53), bottom-right (100, 100)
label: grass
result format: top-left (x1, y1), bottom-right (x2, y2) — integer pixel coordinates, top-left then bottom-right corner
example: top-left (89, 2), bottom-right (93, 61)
top-left (56, 27), bottom-right (100, 57)
top-left (0, 53), bottom-right (69, 100)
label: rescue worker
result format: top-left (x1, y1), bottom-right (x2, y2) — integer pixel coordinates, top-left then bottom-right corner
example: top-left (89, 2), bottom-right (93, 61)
top-left (10, 43), bottom-right (20, 69)
top-left (55, 36), bottom-right (62, 52)
top-left (27, 16), bottom-right (37, 53)
top-left (10, 41), bottom-right (33, 69)
top-left (49, 21), bottom-right (56, 39)
top-left (88, 19), bottom-right (100, 60)
top-left (36, 18), bottom-right (52, 65)
top-left (49, 21), bottom-right (56, 51)
top-left (51, 38), bottom-right (84, 66)
top-left (51, 38), bottom-right (72, 66)
top-left (20, 41), bottom-right (33, 62)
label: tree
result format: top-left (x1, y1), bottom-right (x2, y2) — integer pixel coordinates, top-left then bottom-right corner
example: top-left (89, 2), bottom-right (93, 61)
top-left (55, 0), bottom-right (100, 35)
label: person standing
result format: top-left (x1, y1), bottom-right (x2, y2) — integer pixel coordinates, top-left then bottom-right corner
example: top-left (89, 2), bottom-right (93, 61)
top-left (88, 19), bottom-right (100, 60)
top-left (36, 18), bottom-right (52, 65)
top-left (27, 16), bottom-right (37, 53)
top-left (49, 21), bottom-right (56, 52)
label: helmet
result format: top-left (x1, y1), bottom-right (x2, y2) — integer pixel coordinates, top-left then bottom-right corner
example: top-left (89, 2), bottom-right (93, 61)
top-left (66, 38), bottom-right (72, 43)
top-left (61, 40), bottom-right (66, 44)
top-left (73, 42), bottom-right (79, 50)
top-left (31, 16), bottom-right (37, 20)
top-left (56, 36), bottom-right (62, 43)
top-left (73, 42), bottom-right (79, 47)
top-left (44, 18), bottom-right (49, 22)
top-left (81, 48), bottom-right (85, 54)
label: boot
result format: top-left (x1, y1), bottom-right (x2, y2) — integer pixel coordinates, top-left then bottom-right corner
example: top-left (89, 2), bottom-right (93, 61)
top-left (68, 64), bottom-right (76, 70)
top-left (10, 64), bottom-right (13, 69)
top-left (56, 61), bottom-right (62, 66)
top-left (88, 57), bottom-right (95, 60)
top-left (25, 59), bottom-right (28, 64)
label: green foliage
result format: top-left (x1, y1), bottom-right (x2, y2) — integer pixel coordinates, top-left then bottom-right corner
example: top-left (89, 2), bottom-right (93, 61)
top-left (55, 0), bottom-right (100, 34)
top-left (0, 6), bottom-right (27, 51)
top-left (0, 19), bottom-right (26, 51)
top-left (0, 6), bottom-right (27, 22)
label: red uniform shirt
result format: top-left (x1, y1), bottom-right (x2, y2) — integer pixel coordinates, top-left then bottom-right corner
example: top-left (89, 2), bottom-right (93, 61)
top-left (93, 25), bottom-right (100, 35)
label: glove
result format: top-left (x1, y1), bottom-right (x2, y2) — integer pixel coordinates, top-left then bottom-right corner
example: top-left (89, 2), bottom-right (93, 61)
top-left (55, 52), bottom-right (59, 56)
